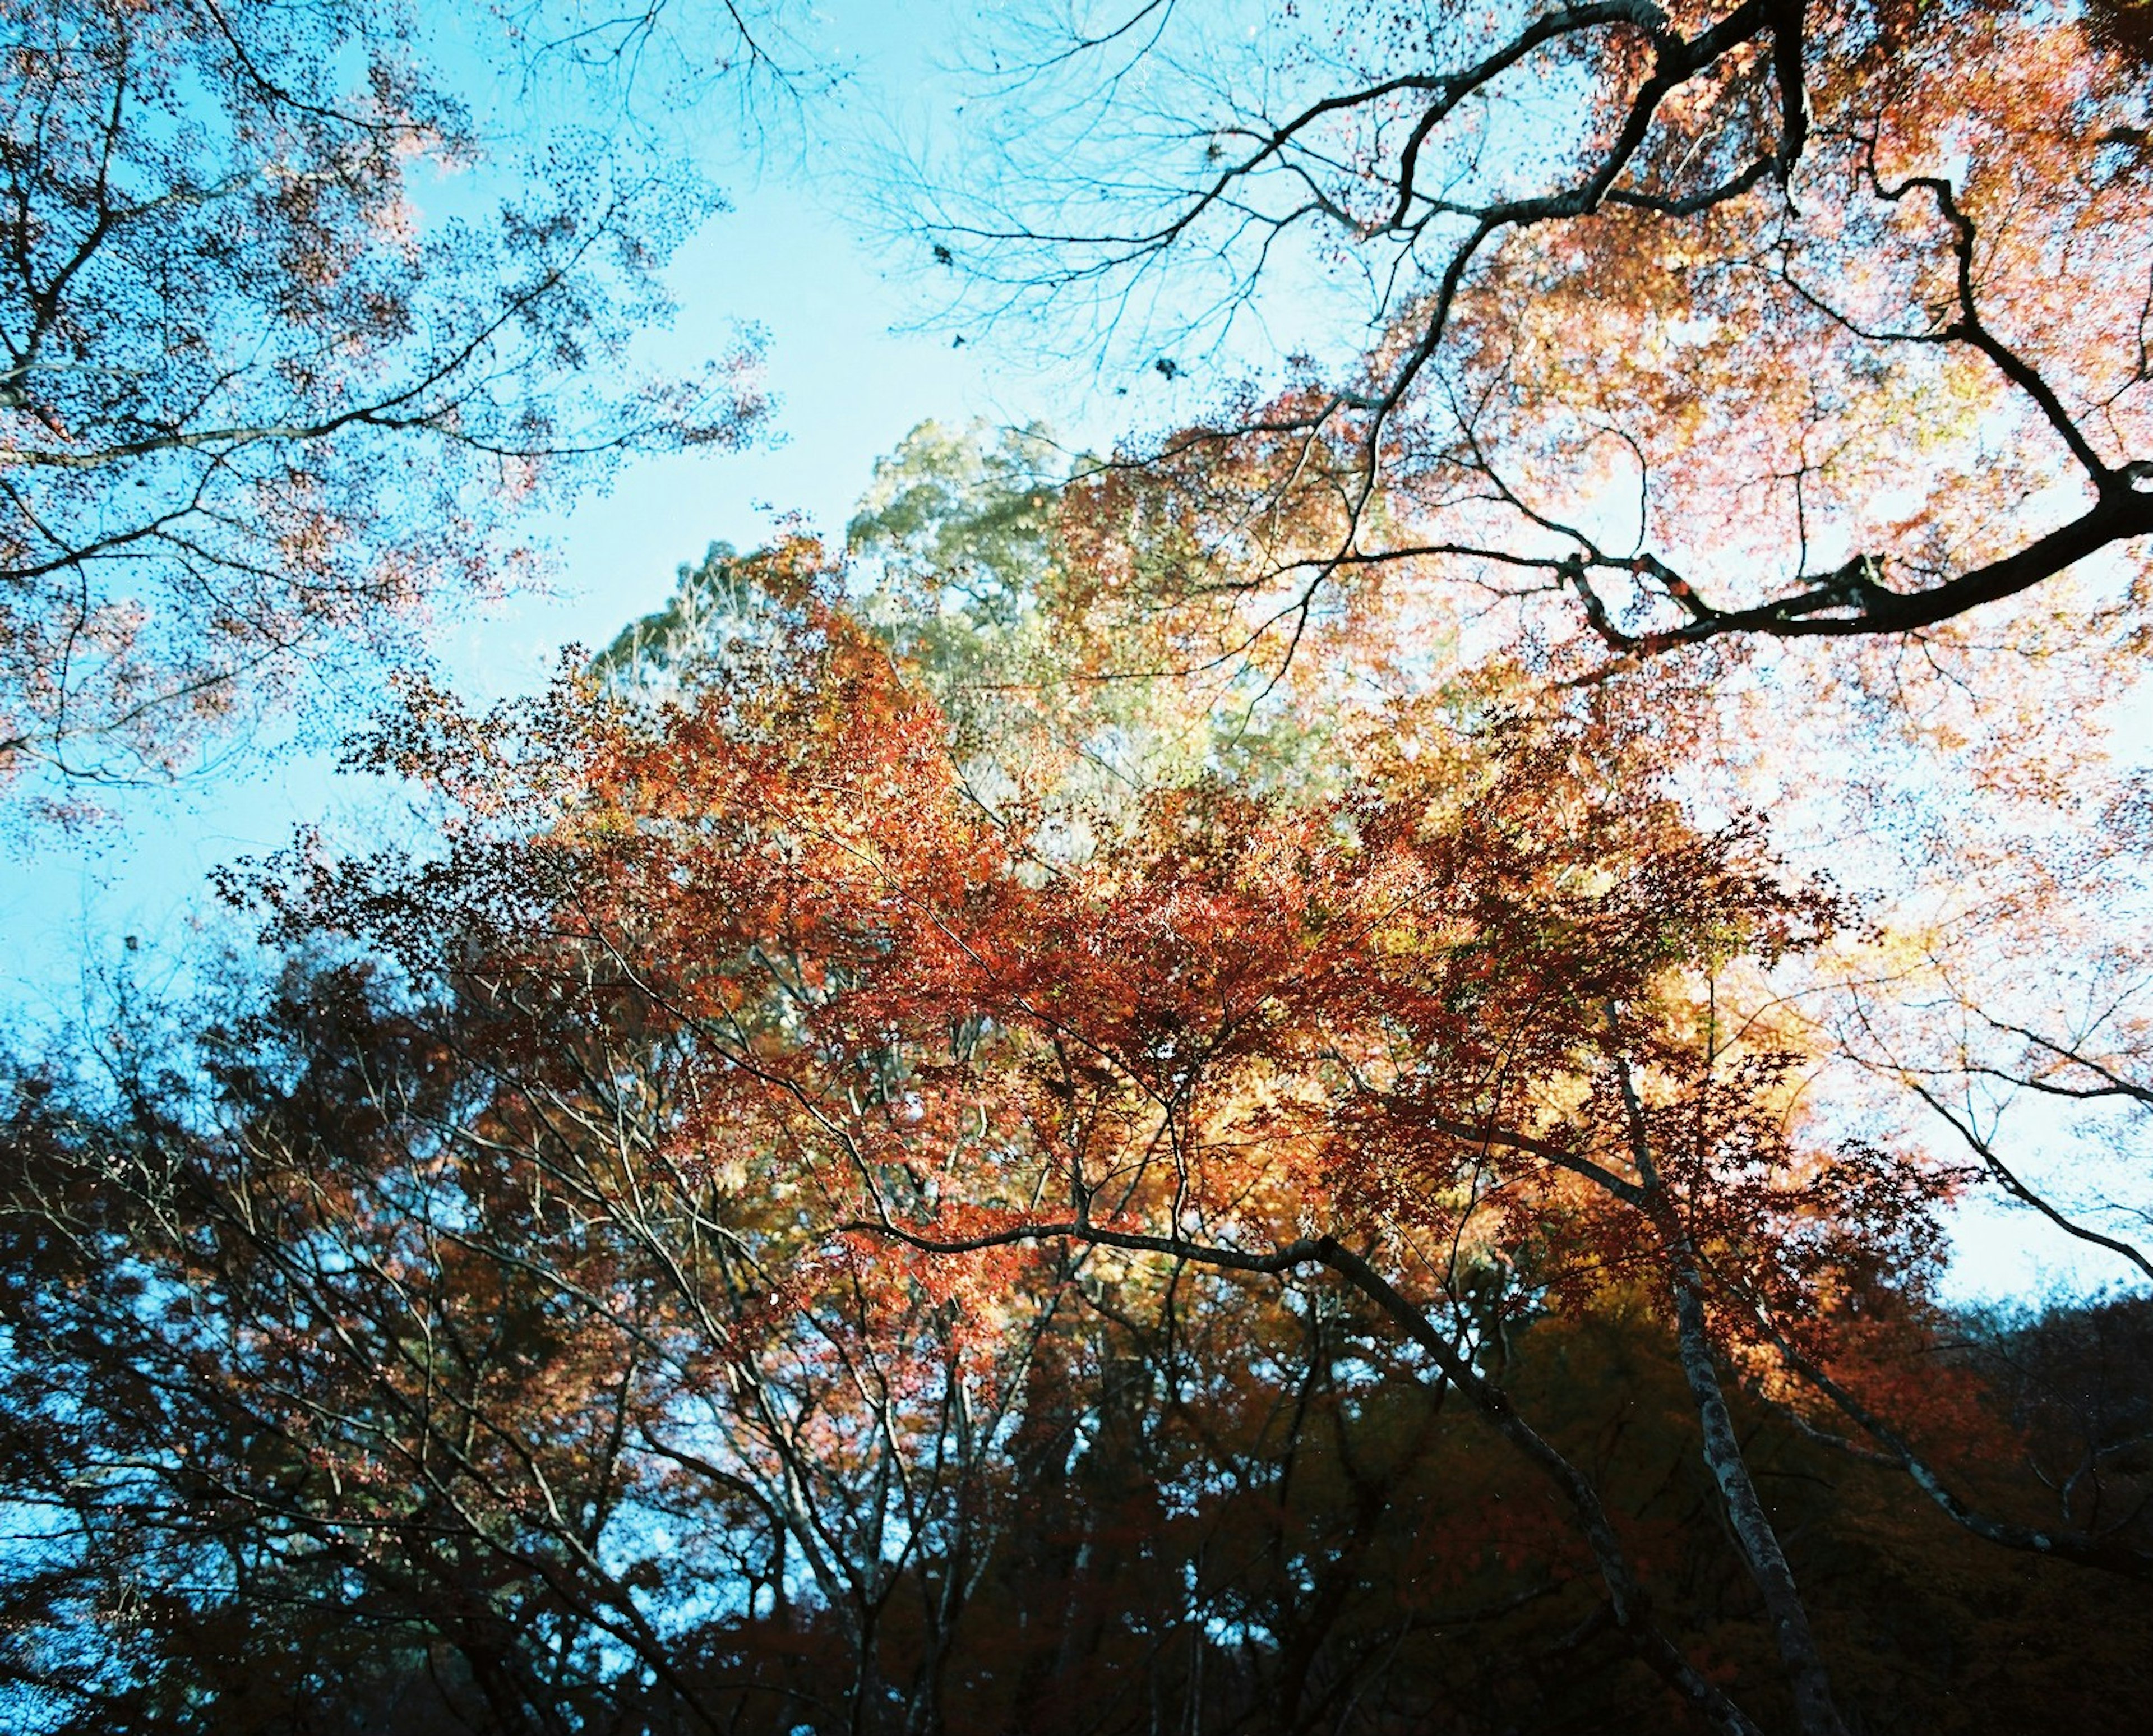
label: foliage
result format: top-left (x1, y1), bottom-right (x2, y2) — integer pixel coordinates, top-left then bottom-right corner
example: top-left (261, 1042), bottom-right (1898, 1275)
top-left (0, 0), bottom-right (769, 798)
top-left (7, 2), bottom-right (2153, 1727)
top-left (1, 532), bottom-right (2100, 1733)
top-left (4, 955), bottom-right (2149, 1732)
top-left (928, 0), bottom-right (2153, 658)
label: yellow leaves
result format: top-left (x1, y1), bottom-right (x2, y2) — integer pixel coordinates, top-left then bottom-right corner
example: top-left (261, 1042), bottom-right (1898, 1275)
top-left (554, 801), bottom-right (639, 853)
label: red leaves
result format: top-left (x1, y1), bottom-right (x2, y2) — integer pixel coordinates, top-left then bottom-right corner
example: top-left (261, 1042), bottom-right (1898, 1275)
top-left (266, 560), bottom-right (1939, 1425)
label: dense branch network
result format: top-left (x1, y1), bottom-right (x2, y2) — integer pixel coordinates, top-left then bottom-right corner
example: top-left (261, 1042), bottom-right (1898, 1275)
top-left (931, 1), bottom-right (2153, 668)
top-left (0, 0), bottom-right (770, 794)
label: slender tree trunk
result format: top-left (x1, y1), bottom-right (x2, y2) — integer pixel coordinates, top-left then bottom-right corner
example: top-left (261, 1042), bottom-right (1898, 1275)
top-left (1307, 1240), bottom-right (1767, 1736)
top-left (1666, 1249), bottom-right (1849, 1736)
top-left (1615, 1057), bottom-right (1850, 1736)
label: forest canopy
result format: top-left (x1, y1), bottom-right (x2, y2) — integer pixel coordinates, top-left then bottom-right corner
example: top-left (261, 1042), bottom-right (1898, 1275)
top-left (3, 4), bottom-right (2153, 1735)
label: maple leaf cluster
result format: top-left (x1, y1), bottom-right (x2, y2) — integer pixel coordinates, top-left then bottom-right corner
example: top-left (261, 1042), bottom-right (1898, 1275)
top-left (152, 519), bottom-right (2128, 1732)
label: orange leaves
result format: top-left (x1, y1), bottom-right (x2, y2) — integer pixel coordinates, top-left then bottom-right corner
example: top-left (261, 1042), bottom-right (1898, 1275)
top-left (969, 2), bottom-right (2153, 686)
top-left (229, 529), bottom-right (2009, 1725)
top-left (292, 564), bottom-right (1909, 1380)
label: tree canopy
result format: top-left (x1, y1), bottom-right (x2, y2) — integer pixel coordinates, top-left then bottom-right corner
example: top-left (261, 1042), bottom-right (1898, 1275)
top-left (926, 0), bottom-right (2153, 662)
top-left (0, 0), bottom-right (770, 796)
top-left (3, 4), bottom-right (2152, 1734)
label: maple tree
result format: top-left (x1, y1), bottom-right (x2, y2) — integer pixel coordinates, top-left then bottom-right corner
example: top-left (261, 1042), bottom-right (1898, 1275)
top-left (930, 0), bottom-right (2153, 661)
top-left (0, 0), bottom-right (770, 797)
top-left (0, 943), bottom-right (1092, 1733)
top-left (85, 535), bottom-right (2104, 1733)
top-left (915, 0), bottom-right (2153, 1347)
top-left (1, 519), bottom-right (2149, 1728)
